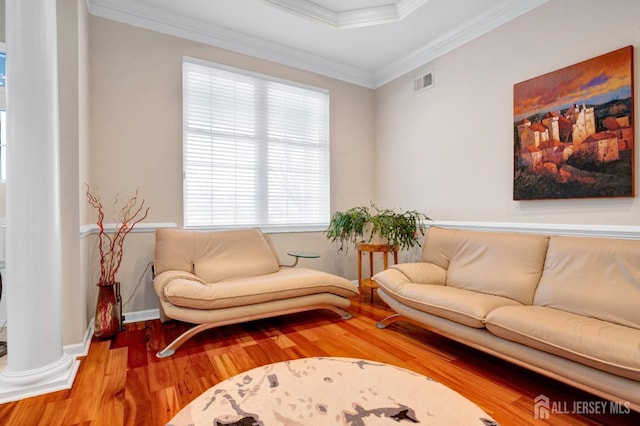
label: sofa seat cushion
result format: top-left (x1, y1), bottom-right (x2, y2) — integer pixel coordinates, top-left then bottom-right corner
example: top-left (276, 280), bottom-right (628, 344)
top-left (485, 305), bottom-right (640, 381)
top-left (158, 267), bottom-right (358, 310)
top-left (373, 281), bottom-right (522, 328)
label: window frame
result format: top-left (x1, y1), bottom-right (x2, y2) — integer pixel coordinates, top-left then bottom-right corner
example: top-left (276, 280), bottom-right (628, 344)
top-left (182, 56), bottom-right (331, 232)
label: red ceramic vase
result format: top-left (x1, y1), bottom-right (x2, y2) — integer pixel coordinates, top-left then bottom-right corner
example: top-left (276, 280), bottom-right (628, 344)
top-left (94, 282), bottom-right (121, 339)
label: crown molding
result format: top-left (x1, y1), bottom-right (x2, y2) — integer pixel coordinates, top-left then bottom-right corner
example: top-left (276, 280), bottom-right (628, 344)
top-left (264, 0), bottom-right (429, 29)
top-left (87, 0), bottom-right (376, 88)
top-left (396, 0), bottom-right (431, 19)
top-left (373, 0), bottom-right (549, 87)
top-left (87, 0), bottom-right (548, 89)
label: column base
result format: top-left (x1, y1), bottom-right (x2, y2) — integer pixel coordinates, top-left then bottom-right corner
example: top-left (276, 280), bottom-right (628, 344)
top-left (0, 354), bottom-right (79, 403)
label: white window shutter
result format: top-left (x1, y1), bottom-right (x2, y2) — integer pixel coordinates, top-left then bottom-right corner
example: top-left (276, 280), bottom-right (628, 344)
top-left (183, 58), bottom-right (330, 230)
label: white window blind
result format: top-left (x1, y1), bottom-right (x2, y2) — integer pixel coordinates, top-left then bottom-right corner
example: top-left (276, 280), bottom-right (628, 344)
top-left (183, 58), bottom-right (330, 230)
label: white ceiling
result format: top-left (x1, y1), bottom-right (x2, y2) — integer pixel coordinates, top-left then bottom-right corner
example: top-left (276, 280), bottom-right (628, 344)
top-left (87, 0), bottom-right (549, 88)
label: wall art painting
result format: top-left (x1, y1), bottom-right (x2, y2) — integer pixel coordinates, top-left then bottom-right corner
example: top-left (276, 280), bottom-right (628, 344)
top-left (513, 46), bottom-right (634, 200)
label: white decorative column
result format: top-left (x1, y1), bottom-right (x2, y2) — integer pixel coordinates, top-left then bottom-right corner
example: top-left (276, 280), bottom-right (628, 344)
top-left (0, 0), bottom-right (79, 401)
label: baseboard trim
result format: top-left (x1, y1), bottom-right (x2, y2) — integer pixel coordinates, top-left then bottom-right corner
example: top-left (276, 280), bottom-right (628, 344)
top-left (75, 310), bottom-right (161, 341)
top-left (123, 308), bottom-right (160, 324)
top-left (64, 322), bottom-right (93, 358)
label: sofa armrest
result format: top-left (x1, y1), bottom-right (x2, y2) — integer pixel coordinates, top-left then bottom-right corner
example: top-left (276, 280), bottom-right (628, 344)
top-left (373, 262), bottom-right (446, 292)
top-left (390, 263), bottom-right (447, 285)
top-left (154, 270), bottom-right (205, 302)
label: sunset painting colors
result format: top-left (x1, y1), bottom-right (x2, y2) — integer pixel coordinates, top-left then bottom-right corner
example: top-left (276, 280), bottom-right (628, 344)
top-left (514, 46), bottom-right (633, 121)
top-left (513, 46), bottom-right (634, 200)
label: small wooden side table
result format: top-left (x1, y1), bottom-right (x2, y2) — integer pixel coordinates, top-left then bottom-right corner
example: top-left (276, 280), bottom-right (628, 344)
top-left (357, 242), bottom-right (398, 303)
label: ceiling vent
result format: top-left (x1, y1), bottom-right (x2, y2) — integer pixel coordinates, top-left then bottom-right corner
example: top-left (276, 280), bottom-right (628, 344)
top-left (413, 70), bottom-right (434, 93)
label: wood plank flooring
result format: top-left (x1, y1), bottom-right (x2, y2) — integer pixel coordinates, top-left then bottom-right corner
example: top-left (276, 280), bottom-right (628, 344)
top-left (1, 296), bottom-right (639, 425)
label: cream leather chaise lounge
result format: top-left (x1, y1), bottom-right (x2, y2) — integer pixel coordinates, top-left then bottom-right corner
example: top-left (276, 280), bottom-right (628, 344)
top-left (153, 227), bottom-right (358, 358)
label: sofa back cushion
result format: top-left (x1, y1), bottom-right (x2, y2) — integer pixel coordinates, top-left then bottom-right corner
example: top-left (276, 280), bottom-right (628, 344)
top-left (155, 228), bottom-right (196, 274)
top-left (422, 227), bottom-right (549, 305)
top-left (420, 226), bottom-right (454, 269)
top-left (155, 228), bottom-right (280, 282)
top-left (534, 235), bottom-right (640, 329)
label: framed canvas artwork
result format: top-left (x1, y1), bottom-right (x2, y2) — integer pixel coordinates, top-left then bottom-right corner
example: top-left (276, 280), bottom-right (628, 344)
top-left (513, 46), bottom-right (634, 200)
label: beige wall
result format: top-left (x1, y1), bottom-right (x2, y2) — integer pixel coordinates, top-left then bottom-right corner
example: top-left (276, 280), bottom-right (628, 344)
top-left (375, 0), bottom-right (640, 226)
top-left (89, 16), bottom-right (374, 224)
top-left (88, 0), bottom-right (640, 319)
top-left (79, 0), bottom-right (640, 335)
top-left (58, 0), bottom-right (90, 345)
top-left (87, 16), bottom-right (376, 315)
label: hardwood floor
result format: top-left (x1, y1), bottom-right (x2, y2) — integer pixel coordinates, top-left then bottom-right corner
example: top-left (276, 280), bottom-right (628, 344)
top-left (1, 296), bottom-right (638, 425)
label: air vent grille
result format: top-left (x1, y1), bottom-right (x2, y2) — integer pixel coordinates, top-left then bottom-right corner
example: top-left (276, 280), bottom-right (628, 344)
top-left (413, 70), bottom-right (434, 93)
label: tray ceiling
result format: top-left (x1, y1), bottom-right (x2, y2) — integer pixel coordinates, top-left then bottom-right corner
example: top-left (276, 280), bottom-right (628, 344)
top-left (87, 0), bottom-right (549, 88)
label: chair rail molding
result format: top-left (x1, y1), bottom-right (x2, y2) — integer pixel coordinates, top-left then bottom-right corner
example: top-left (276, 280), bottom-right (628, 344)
top-left (80, 222), bottom-right (178, 239)
top-left (431, 220), bottom-right (640, 240)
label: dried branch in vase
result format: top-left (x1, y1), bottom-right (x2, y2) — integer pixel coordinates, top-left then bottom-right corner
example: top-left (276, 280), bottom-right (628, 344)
top-left (85, 184), bottom-right (150, 285)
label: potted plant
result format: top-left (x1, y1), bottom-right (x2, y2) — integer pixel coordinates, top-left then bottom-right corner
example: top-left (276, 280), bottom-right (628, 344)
top-left (325, 203), bottom-right (431, 252)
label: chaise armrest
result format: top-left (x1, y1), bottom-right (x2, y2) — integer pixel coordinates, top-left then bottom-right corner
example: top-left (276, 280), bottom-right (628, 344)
top-left (154, 270), bottom-right (205, 302)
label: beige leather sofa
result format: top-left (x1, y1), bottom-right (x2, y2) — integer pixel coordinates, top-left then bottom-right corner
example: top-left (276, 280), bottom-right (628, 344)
top-left (374, 226), bottom-right (640, 411)
top-left (153, 227), bottom-right (358, 358)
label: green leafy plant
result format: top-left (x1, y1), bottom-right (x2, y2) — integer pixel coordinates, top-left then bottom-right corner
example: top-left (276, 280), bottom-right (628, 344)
top-left (325, 203), bottom-right (431, 252)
